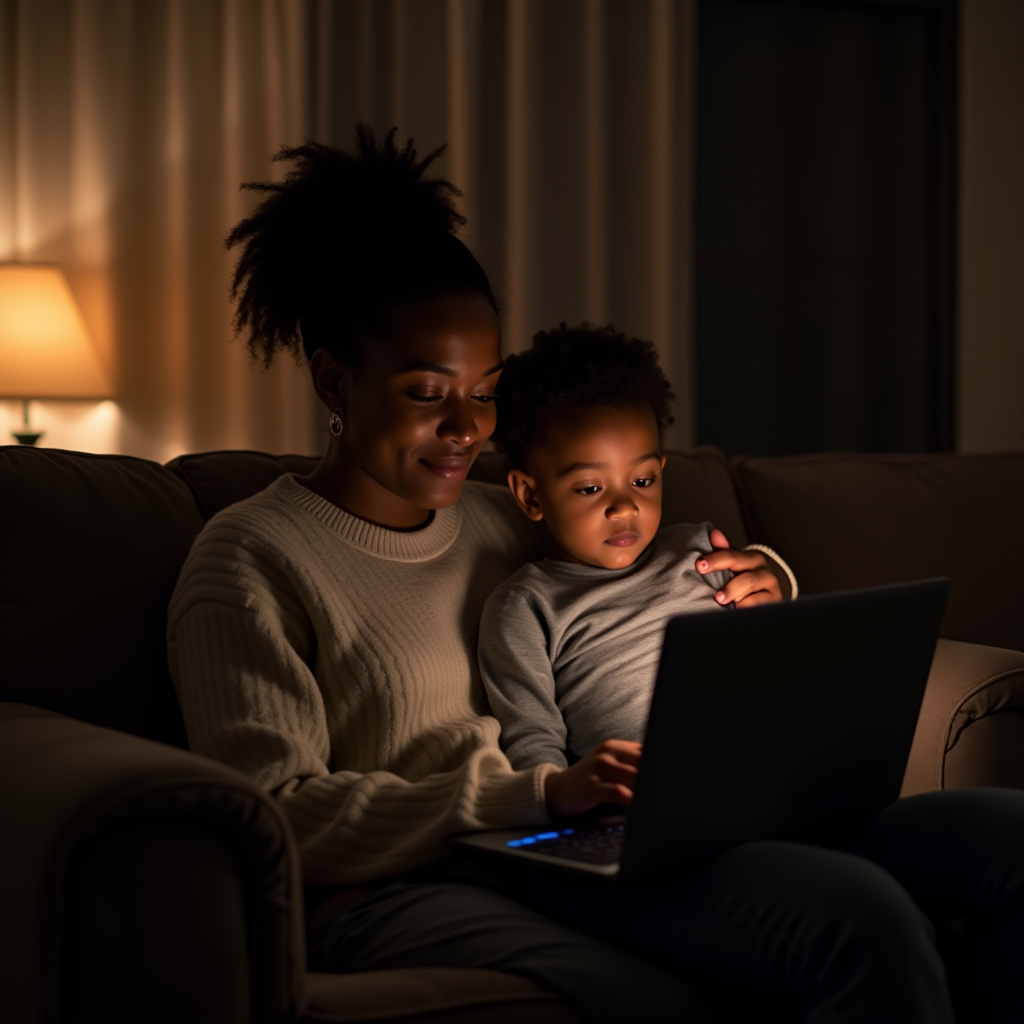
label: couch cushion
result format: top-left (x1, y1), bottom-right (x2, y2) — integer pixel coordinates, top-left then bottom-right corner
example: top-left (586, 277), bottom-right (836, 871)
top-left (731, 452), bottom-right (1024, 651)
top-left (471, 447), bottom-right (749, 546)
top-left (166, 450), bottom-right (319, 521)
top-left (660, 447), bottom-right (750, 545)
top-left (0, 446), bottom-right (204, 744)
top-left (304, 968), bottom-right (581, 1023)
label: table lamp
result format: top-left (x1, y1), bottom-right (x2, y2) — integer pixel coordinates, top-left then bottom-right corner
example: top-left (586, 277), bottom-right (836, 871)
top-left (0, 263), bottom-right (113, 445)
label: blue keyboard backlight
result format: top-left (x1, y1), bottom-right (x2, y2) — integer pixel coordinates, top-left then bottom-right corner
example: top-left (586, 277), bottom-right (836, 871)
top-left (506, 828), bottom-right (574, 849)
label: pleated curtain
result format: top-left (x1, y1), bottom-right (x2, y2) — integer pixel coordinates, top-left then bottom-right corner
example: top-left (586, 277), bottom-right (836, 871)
top-left (310, 0), bottom-right (697, 448)
top-left (0, 0), bottom-right (696, 460)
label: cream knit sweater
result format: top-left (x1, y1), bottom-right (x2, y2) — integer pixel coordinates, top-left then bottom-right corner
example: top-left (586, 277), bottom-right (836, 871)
top-left (167, 474), bottom-right (554, 885)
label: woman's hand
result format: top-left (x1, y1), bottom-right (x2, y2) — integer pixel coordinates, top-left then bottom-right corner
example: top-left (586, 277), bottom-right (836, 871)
top-left (544, 740), bottom-right (642, 818)
top-left (696, 528), bottom-right (785, 607)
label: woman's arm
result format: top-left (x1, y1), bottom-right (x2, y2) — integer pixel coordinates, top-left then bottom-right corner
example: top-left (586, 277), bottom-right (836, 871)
top-left (168, 526), bottom-right (554, 886)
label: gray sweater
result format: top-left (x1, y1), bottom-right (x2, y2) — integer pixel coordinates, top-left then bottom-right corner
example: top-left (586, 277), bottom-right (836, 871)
top-left (479, 523), bottom-right (731, 769)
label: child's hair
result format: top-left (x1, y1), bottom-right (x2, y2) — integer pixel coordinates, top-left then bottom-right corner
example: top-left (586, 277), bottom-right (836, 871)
top-left (225, 124), bottom-right (499, 367)
top-left (492, 323), bottom-right (675, 468)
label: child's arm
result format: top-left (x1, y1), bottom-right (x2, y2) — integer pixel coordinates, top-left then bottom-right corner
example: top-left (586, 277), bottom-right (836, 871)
top-left (544, 740), bottom-right (641, 817)
top-left (479, 586), bottom-right (571, 771)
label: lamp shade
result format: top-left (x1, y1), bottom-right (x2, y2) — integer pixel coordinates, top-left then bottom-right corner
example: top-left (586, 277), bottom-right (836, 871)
top-left (0, 263), bottom-right (112, 399)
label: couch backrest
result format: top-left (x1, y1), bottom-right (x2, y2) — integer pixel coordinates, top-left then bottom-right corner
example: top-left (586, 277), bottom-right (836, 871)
top-left (0, 446), bottom-right (204, 746)
top-left (14, 441), bottom-right (1012, 746)
top-left (731, 451), bottom-right (1024, 652)
top-left (0, 444), bottom-right (747, 743)
top-left (165, 450), bottom-right (319, 521)
top-left (167, 446), bottom-right (750, 541)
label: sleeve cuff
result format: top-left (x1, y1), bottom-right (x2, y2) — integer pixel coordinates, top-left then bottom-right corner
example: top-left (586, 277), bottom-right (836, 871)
top-left (475, 762), bottom-right (557, 829)
top-left (743, 542), bottom-right (799, 600)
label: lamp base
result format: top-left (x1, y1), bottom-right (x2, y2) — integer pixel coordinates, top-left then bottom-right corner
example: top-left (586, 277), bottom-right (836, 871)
top-left (12, 399), bottom-right (43, 445)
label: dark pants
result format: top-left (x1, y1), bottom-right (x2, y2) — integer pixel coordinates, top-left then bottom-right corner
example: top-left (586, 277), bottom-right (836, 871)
top-left (309, 789), bottom-right (1024, 1023)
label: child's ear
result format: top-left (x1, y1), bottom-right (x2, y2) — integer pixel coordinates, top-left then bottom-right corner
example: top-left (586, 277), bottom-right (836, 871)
top-left (660, 454), bottom-right (667, 470)
top-left (507, 468), bottom-right (544, 522)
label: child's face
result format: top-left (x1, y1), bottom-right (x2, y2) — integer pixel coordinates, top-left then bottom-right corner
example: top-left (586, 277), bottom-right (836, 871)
top-left (509, 404), bottom-right (666, 569)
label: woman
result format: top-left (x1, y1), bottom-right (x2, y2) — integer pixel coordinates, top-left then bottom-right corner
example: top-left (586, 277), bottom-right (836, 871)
top-left (169, 127), bottom-right (1024, 1023)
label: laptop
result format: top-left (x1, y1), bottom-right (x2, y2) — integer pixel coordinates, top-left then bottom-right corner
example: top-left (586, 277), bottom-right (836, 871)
top-left (451, 578), bottom-right (950, 879)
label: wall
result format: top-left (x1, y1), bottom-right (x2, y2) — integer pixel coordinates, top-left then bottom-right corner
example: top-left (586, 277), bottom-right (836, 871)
top-left (957, 0), bottom-right (1024, 453)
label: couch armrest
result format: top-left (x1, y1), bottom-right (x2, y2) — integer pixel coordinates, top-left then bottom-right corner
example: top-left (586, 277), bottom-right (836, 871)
top-left (900, 641), bottom-right (1024, 797)
top-left (0, 703), bottom-right (304, 1024)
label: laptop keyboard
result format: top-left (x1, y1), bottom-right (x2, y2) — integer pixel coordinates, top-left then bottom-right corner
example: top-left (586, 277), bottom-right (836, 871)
top-left (506, 824), bottom-right (626, 864)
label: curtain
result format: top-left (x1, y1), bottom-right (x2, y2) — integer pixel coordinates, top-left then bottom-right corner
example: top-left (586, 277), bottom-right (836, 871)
top-left (0, 0), bottom-right (316, 462)
top-left (309, 0), bottom-right (697, 447)
top-left (1, 0), bottom-right (697, 459)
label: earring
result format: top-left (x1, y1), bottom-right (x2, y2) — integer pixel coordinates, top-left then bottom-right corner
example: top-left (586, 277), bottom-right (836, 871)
top-left (328, 408), bottom-right (343, 436)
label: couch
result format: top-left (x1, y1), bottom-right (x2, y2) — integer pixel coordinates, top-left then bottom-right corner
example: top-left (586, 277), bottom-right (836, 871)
top-left (2, 442), bottom-right (1023, 1023)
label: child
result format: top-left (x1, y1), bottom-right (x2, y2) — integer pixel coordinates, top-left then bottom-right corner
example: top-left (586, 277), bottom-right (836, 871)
top-left (480, 323), bottom-right (791, 770)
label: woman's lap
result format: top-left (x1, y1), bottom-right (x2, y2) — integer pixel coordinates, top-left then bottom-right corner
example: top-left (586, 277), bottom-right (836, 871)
top-left (309, 788), bottom-right (1024, 1023)
top-left (308, 878), bottom-right (707, 1023)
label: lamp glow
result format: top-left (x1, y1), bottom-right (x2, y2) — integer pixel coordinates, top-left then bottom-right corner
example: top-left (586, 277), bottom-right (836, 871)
top-left (0, 263), bottom-right (113, 444)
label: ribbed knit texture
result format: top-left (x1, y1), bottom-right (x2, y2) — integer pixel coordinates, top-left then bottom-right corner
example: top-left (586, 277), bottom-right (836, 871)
top-left (167, 474), bottom-right (554, 885)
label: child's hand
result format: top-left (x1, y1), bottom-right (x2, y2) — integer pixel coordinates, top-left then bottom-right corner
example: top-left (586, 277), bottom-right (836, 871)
top-left (696, 528), bottom-right (785, 606)
top-left (544, 740), bottom-right (642, 818)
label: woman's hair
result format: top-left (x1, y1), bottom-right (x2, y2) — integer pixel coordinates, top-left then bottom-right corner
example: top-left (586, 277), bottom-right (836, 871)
top-left (225, 125), bottom-right (498, 367)
top-left (491, 323), bottom-right (675, 469)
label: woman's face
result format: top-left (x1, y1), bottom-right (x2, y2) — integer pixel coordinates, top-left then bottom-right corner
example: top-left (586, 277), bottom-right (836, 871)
top-left (313, 291), bottom-right (503, 527)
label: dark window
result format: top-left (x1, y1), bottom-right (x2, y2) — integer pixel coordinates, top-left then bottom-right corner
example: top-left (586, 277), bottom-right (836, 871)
top-left (694, 0), bottom-right (956, 455)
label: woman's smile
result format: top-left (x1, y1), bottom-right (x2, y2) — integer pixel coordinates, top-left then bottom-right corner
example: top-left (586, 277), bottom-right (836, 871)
top-left (418, 452), bottom-right (476, 479)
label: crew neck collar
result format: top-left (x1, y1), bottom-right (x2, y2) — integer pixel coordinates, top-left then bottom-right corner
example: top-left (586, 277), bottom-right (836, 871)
top-left (275, 474), bottom-right (460, 563)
